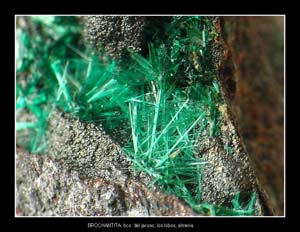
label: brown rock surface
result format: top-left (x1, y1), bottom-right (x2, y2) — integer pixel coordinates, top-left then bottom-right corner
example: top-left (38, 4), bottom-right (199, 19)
top-left (220, 16), bottom-right (284, 215)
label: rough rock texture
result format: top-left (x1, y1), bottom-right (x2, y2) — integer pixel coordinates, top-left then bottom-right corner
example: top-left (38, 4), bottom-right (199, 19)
top-left (196, 104), bottom-right (266, 215)
top-left (182, 17), bottom-right (274, 215)
top-left (220, 16), bottom-right (284, 215)
top-left (46, 110), bottom-right (131, 184)
top-left (16, 148), bottom-right (195, 216)
top-left (84, 16), bottom-right (147, 60)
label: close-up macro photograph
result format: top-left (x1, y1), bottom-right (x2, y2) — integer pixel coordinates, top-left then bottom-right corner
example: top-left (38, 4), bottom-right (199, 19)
top-left (15, 15), bottom-right (284, 218)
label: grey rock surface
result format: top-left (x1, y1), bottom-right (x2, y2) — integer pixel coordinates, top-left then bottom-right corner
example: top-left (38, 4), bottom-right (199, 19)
top-left (16, 148), bottom-right (195, 216)
top-left (196, 104), bottom-right (265, 215)
top-left (84, 16), bottom-right (147, 60)
top-left (46, 110), bottom-right (131, 184)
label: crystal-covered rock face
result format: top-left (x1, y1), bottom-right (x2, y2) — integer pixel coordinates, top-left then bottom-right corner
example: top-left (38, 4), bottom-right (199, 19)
top-left (16, 16), bottom-right (280, 216)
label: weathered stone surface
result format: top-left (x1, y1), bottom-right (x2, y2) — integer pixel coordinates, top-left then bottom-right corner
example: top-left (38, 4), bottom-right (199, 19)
top-left (196, 104), bottom-right (269, 215)
top-left (84, 16), bottom-right (147, 60)
top-left (16, 148), bottom-right (195, 216)
top-left (174, 17), bottom-right (274, 216)
top-left (220, 16), bottom-right (284, 214)
top-left (46, 110), bottom-right (131, 184)
top-left (198, 119), bottom-right (274, 215)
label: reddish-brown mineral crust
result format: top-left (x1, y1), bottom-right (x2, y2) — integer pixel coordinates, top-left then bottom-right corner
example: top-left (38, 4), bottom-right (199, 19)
top-left (191, 17), bottom-right (278, 215)
top-left (220, 16), bottom-right (284, 215)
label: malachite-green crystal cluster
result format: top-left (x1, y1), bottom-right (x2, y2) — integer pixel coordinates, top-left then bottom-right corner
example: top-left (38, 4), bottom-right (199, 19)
top-left (16, 16), bottom-right (256, 216)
